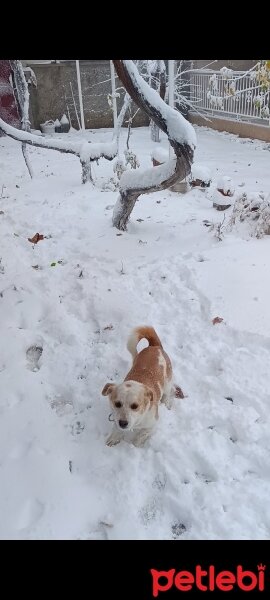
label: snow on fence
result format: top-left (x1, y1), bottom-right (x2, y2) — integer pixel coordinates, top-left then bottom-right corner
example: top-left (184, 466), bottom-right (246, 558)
top-left (189, 69), bottom-right (270, 124)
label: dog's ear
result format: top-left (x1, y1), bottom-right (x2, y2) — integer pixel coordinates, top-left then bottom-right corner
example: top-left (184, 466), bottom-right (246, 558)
top-left (102, 383), bottom-right (116, 396)
top-left (144, 386), bottom-right (154, 403)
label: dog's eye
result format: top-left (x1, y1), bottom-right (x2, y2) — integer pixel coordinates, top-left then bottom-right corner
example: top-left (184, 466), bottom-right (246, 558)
top-left (115, 401), bottom-right (122, 408)
top-left (130, 403), bottom-right (138, 410)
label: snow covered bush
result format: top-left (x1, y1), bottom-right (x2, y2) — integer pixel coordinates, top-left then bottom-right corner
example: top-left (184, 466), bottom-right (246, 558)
top-left (227, 192), bottom-right (270, 238)
top-left (189, 164), bottom-right (211, 188)
top-left (207, 214), bottom-right (227, 241)
top-left (217, 176), bottom-right (235, 197)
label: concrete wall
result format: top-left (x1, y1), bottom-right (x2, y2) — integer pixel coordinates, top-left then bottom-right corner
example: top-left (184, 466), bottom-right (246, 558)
top-left (189, 112), bottom-right (270, 142)
top-left (27, 61), bottom-right (149, 130)
top-left (191, 60), bottom-right (259, 71)
top-left (25, 60), bottom-right (263, 136)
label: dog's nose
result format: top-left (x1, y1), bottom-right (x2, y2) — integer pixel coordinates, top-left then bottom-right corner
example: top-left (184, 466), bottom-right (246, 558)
top-left (119, 420), bottom-right (128, 429)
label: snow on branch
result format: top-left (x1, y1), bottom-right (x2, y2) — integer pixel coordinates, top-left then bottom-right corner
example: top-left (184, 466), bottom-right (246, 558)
top-left (120, 160), bottom-right (176, 192)
top-left (0, 117), bottom-right (117, 183)
top-left (11, 60), bottom-right (34, 179)
top-left (0, 118), bottom-right (116, 159)
top-left (115, 60), bottom-right (196, 150)
top-left (112, 60), bottom-right (196, 230)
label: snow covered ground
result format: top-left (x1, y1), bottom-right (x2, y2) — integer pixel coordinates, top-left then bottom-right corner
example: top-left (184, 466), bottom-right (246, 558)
top-left (0, 124), bottom-right (270, 540)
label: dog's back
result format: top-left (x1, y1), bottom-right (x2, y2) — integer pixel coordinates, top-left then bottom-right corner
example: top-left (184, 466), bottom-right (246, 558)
top-left (125, 326), bottom-right (172, 402)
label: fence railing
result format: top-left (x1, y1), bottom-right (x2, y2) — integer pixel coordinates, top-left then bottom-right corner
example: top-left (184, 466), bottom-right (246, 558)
top-left (189, 69), bottom-right (270, 124)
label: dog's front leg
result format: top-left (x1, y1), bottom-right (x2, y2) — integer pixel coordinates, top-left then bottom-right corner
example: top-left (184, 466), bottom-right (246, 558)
top-left (161, 382), bottom-right (174, 410)
top-left (132, 428), bottom-right (153, 447)
top-left (106, 425), bottom-right (123, 447)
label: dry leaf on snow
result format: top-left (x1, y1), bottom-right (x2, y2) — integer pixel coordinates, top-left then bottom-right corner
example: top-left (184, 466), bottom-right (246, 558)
top-left (28, 233), bottom-right (44, 244)
top-left (212, 316), bottom-right (224, 325)
top-left (174, 385), bottom-right (185, 399)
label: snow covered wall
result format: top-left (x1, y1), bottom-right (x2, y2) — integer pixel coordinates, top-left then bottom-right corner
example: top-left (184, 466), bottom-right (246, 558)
top-left (0, 61), bottom-right (20, 134)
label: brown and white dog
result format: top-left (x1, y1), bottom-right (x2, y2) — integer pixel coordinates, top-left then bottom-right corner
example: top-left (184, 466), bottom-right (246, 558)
top-left (102, 326), bottom-right (173, 447)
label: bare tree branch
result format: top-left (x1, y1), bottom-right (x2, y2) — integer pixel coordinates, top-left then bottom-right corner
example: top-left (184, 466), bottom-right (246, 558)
top-left (0, 117), bottom-right (117, 183)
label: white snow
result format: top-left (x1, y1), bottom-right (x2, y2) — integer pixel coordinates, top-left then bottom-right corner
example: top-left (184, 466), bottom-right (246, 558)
top-left (120, 158), bottom-right (176, 192)
top-left (191, 164), bottom-right (211, 183)
top-left (212, 188), bottom-right (233, 206)
top-left (0, 124), bottom-right (270, 540)
top-left (217, 175), bottom-right (235, 195)
top-left (79, 140), bottom-right (117, 162)
top-left (220, 66), bottom-right (233, 79)
top-left (60, 114), bottom-right (69, 125)
top-left (31, 129), bottom-right (43, 136)
top-left (151, 147), bottom-right (170, 163)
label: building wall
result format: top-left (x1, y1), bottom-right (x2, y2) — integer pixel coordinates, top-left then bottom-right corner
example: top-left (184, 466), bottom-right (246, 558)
top-left (25, 60), bottom-right (262, 133)
top-left (26, 61), bottom-right (149, 130)
top-left (189, 111), bottom-right (270, 142)
top-left (191, 60), bottom-right (258, 71)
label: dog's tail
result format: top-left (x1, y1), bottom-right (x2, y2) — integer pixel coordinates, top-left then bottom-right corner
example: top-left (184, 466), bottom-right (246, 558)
top-left (127, 326), bottom-right (163, 359)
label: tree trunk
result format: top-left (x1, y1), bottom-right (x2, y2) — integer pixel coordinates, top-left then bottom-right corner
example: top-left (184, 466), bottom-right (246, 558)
top-left (150, 60), bottom-right (166, 143)
top-left (112, 60), bottom-right (195, 231)
top-left (150, 120), bottom-right (160, 142)
top-left (11, 60), bottom-right (34, 178)
top-left (112, 151), bottom-right (191, 230)
top-left (113, 190), bottom-right (139, 231)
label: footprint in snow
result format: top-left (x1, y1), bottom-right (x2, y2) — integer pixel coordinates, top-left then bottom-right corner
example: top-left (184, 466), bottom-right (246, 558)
top-left (139, 497), bottom-right (162, 525)
top-left (71, 420), bottom-right (85, 436)
top-left (195, 471), bottom-right (215, 484)
top-left (152, 472), bottom-right (167, 491)
top-left (26, 345), bottom-right (43, 372)
top-left (171, 521), bottom-right (187, 538)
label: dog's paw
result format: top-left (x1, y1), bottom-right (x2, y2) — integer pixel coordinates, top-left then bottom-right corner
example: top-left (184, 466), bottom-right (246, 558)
top-left (133, 438), bottom-right (147, 448)
top-left (161, 394), bottom-right (173, 410)
top-left (106, 434), bottom-right (121, 447)
top-left (133, 431), bottom-right (152, 447)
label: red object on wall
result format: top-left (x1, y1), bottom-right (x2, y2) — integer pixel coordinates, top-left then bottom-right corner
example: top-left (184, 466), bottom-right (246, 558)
top-left (0, 60), bottom-right (21, 134)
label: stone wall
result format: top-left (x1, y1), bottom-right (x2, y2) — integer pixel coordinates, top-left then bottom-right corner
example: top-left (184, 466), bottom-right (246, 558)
top-left (26, 61), bottom-right (149, 130)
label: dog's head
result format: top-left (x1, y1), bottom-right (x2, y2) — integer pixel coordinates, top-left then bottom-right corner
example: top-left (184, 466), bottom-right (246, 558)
top-left (102, 380), bottom-right (153, 431)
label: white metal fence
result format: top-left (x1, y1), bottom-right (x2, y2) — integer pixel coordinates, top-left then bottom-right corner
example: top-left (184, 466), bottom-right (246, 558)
top-left (189, 69), bottom-right (270, 124)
